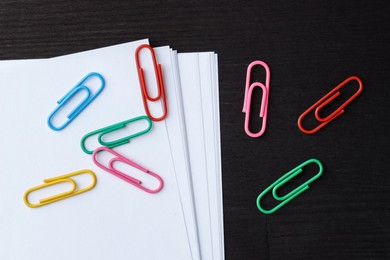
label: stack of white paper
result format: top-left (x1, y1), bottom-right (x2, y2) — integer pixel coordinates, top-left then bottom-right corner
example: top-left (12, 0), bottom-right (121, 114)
top-left (0, 39), bottom-right (223, 260)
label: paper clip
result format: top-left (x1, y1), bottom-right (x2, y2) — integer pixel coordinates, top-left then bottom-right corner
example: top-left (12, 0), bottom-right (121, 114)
top-left (92, 147), bottom-right (163, 193)
top-left (256, 159), bottom-right (323, 214)
top-left (80, 116), bottom-right (152, 154)
top-left (135, 44), bottom-right (167, 121)
top-left (298, 76), bottom-right (363, 134)
top-left (23, 169), bottom-right (96, 208)
top-left (242, 61), bottom-right (271, 138)
top-left (47, 72), bottom-right (105, 131)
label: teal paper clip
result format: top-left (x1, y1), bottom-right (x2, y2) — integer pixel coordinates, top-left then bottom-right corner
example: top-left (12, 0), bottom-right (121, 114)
top-left (47, 72), bottom-right (105, 131)
top-left (256, 158), bottom-right (323, 214)
top-left (80, 116), bottom-right (152, 154)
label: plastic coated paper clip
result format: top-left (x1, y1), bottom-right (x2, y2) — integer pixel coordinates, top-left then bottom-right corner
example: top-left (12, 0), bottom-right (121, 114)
top-left (80, 116), bottom-right (152, 154)
top-left (92, 147), bottom-right (163, 194)
top-left (242, 61), bottom-right (271, 138)
top-left (47, 72), bottom-right (105, 131)
top-left (23, 169), bottom-right (96, 208)
top-left (298, 76), bottom-right (363, 134)
top-left (256, 159), bottom-right (323, 214)
top-left (135, 44), bottom-right (167, 121)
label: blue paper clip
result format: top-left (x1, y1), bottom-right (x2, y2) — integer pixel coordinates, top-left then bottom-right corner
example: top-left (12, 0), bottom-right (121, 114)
top-left (47, 72), bottom-right (105, 131)
top-left (256, 159), bottom-right (323, 214)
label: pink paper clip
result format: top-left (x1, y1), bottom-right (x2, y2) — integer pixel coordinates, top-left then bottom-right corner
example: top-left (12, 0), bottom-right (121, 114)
top-left (242, 61), bottom-right (271, 138)
top-left (92, 147), bottom-right (163, 194)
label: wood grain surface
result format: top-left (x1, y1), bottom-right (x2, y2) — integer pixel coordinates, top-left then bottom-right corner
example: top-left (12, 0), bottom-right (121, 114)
top-left (0, 1), bottom-right (389, 259)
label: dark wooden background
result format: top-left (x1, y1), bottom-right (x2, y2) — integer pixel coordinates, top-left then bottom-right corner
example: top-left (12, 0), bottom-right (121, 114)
top-left (1, 1), bottom-right (389, 259)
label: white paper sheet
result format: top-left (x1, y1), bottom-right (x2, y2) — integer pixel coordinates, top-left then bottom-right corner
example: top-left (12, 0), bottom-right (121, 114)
top-left (199, 52), bottom-right (224, 260)
top-left (0, 39), bottom-right (193, 260)
top-left (177, 52), bottom-right (224, 260)
top-left (0, 41), bottom-right (223, 260)
top-left (178, 53), bottom-right (214, 260)
top-left (154, 47), bottom-right (201, 260)
top-left (212, 54), bottom-right (225, 260)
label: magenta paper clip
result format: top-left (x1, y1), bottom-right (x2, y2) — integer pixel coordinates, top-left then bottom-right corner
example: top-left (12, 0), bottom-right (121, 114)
top-left (242, 61), bottom-right (271, 138)
top-left (92, 147), bottom-right (163, 194)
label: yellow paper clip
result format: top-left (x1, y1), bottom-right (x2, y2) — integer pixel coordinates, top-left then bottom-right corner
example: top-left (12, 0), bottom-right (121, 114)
top-left (23, 169), bottom-right (96, 208)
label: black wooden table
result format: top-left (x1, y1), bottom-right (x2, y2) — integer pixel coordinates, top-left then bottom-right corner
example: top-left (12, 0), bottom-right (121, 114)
top-left (1, 1), bottom-right (389, 259)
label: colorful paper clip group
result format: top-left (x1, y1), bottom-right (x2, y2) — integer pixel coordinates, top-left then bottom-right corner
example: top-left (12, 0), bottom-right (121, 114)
top-left (298, 76), bottom-right (363, 134)
top-left (92, 147), bottom-right (163, 194)
top-left (242, 61), bottom-right (270, 138)
top-left (135, 44), bottom-right (167, 121)
top-left (47, 72), bottom-right (105, 131)
top-left (80, 116), bottom-right (152, 154)
top-left (25, 45), bottom-right (169, 209)
top-left (23, 170), bottom-right (96, 208)
top-left (256, 159), bottom-right (323, 214)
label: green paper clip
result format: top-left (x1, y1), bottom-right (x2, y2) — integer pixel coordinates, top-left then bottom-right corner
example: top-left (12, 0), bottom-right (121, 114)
top-left (256, 158), bottom-right (323, 214)
top-left (80, 116), bottom-right (152, 154)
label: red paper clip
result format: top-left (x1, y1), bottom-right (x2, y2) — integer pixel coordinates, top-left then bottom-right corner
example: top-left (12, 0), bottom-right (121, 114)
top-left (298, 76), bottom-right (363, 134)
top-left (242, 61), bottom-right (271, 138)
top-left (135, 44), bottom-right (167, 121)
top-left (92, 147), bottom-right (163, 194)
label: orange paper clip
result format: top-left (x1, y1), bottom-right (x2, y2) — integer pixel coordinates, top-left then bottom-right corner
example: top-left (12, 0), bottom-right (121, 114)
top-left (298, 76), bottom-right (363, 134)
top-left (242, 61), bottom-right (271, 138)
top-left (135, 44), bottom-right (167, 121)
